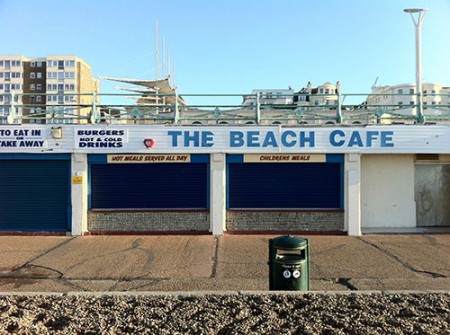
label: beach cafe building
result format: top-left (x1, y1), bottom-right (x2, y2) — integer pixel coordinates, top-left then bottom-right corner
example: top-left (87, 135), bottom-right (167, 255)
top-left (0, 124), bottom-right (450, 236)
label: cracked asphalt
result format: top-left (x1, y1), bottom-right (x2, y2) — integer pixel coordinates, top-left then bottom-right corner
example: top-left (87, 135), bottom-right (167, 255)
top-left (0, 234), bottom-right (449, 292)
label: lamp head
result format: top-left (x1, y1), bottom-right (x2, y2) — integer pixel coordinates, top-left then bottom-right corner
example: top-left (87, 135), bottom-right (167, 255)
top-left (404, 8), bottom-right (428, 13)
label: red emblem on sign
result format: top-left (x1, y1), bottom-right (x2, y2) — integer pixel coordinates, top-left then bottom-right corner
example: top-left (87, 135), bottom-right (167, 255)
top-left (143, 138), bottom-right (155, 149)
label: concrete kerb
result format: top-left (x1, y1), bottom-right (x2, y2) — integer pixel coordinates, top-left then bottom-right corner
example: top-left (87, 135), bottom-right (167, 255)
top-left (0, 290), bottom-right (449, 298)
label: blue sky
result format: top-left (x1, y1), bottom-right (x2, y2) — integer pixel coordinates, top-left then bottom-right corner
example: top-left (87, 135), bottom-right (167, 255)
top-left (1, 0), bottom-right (449, 100)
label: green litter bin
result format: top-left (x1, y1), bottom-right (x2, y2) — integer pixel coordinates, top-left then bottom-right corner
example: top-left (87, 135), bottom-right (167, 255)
top-left (269, 235), bottom-right (310, 291)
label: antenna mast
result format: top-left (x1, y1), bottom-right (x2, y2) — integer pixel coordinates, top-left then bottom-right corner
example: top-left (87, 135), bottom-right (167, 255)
top-left (155, 21), bottom-right (159, 80)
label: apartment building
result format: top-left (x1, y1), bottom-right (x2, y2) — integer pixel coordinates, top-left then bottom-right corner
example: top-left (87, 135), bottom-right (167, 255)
top-left (242, 88), bottom-right (295, 106)
top-left (0, 55), bottom-right (100, 124)
top-left (241, 82), bottom-right (340, 107)
top-left (0, 56), bottom-right (25, 124)
top-left (366, 83), bottom-right (450, 111)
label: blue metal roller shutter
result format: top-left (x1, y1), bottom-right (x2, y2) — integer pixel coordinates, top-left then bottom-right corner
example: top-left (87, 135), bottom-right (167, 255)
top-left (228, 163), bottom-right (341, 209)
top-left (0, 160), bottom-right (70, 231)
top-left (90, 163), bottom-right (208, 209)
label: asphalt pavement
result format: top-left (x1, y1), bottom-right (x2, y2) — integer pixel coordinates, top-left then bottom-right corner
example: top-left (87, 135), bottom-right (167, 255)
top-left (0, 234), bottom-right (449, 292)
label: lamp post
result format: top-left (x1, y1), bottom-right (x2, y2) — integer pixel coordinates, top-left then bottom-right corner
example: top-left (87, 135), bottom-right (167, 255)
top-left (404, 8), bottom-right (428, 124)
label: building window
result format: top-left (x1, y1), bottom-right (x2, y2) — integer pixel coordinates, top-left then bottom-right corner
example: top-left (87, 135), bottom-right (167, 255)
top-left (11, 84), bottom-right (20, 90)
top-left (65, 60), bottom-right (75, 67)
top-left (58, 72), bottom-right (64, 80)
top-left (30, 84), bottom-right (35, 91)
top-left (398, 89), bottom-right (403, 94)
top-left (5, 73), bottom-right (10, 81)
top-left (30, 72), bottom-right (35, 79)
top-left (36, 96), bottom-right (42, 102)
top-left (11, 72), bottom-right (20, 78)
top-left (410, 101), bottom-right (414, 105)
top-left (37, 61), bottom-right (42, 67)
top-left (31, 62), bottom-right (36, 67)
top-left (11, 60), bottom-right (21, 67)
top-left (410, 89), bottom-right (414, 94)
top-left (37, 72), bottom-right (42, 79)
top-left (36, 84), bottom-right (42, 90)
top-left (58, 84), bottom-right (64, 91)
top-left (0, 84), bottom-right (3, 90)
top-left (0, 61), bottom-right (3, 67)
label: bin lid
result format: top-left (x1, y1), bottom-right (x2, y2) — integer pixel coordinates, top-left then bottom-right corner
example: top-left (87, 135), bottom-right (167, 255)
top-left (271, 235), bottom-right (308, 249)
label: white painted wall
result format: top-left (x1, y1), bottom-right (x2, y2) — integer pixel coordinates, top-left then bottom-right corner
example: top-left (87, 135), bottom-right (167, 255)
top-left (71, 153), bottom-right (88, 235)
top-left (345, 153), bottom-right (361, 235)
top-left (210, 153), bottom-right (226, 235)
top-left (361, 154), bottom-right (416, 228)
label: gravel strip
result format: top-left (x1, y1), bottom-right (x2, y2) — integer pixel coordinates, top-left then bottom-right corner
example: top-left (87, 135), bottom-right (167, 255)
top-left (0, 292), bottom-right (449, 334)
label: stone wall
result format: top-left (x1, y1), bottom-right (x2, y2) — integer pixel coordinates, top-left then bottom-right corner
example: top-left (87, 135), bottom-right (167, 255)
top-left (226, 211), bottom-right (344, 232)
top-left (88, 211), bottom-right (210, 232)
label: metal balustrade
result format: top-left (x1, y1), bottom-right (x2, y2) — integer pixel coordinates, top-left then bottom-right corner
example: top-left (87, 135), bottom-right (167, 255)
top-left (1, 92), bottom-right (449, 125)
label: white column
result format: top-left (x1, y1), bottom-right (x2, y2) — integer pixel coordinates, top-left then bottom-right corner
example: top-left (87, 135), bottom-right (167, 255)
top-left (71, 153), bottom-right (88, 236)
top-left (210, 153), bottom-right (226, 235)
top-left (345, 153), bottom-right (361, 236)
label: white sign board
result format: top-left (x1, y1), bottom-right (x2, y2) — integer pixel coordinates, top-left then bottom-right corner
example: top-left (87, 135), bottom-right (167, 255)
top-left (0, 125), bottom-right (449, 154)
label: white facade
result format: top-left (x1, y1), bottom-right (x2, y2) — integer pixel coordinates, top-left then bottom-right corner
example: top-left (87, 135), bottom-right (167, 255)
top-left (361, 155), bottom-right (416, 228)
top-left (366, 83), bottom-right (450, 122)
top-left (297, 81), bottom-right (339, 107)
top-left (0, 55), bottom-right (25, 124)
top-left (242, 82), bottom-right (340, 108)
top-left (368, 83), bottom-right (444, 106)
top-left (242, 88), bottom-right (295, 106)
top-left (46, 56), bottom-right (78, 124)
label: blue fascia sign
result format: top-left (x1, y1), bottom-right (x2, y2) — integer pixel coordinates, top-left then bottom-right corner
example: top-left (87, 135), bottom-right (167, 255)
top-left (166, 129), bottom-right (394, 149)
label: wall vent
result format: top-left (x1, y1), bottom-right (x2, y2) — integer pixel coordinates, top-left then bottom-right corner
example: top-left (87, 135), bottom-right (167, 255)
top-left (416, 154), bottom-right (439, 161)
